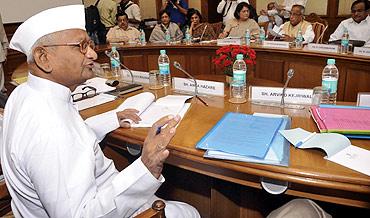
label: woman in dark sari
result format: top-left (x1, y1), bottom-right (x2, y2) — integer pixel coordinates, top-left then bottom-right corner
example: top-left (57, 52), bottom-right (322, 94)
top-left (187, 9), bottom-right (217, 41)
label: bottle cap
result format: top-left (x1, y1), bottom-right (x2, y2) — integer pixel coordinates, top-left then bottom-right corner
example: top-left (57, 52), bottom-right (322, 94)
top-left (327, 59), bottom-right (335, 65)
top-left (160, 49), bottom-right (166, 55)
top-left (236, 54), bottom-right (243, 60)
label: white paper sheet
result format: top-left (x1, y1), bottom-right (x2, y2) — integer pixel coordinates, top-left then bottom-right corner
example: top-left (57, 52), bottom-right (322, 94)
top-left (74, 94), bottom-right (117, 111)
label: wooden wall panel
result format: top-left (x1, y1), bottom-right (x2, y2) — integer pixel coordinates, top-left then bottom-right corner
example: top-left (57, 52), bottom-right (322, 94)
top-left (344, 66), bottom-right (370, 101)
top-left (122, 55), bottom-right (147, 71)
top-left (255, 58), bottom-right (285, 83)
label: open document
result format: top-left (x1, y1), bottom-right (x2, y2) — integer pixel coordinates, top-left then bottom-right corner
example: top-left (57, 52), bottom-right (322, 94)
top-left (280, 128), bottom-right (370, 176)
top-left (117, 92), bottom-right (192, 127)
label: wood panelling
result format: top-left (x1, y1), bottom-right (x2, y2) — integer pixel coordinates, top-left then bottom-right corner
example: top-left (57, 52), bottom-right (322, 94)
top-left (344, 66), bottom-right (370, 101)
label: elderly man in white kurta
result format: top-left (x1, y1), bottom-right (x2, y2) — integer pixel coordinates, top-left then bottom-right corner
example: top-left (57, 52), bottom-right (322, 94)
top-left (1, 5), bottom-right (200, 218)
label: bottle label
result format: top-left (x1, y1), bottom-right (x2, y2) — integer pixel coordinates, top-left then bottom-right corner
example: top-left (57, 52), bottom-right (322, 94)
top-left (341, 39), bottom-right (349, 46)
top-left (159, 63), bottom-right (170, 75)
top-left (322, 78), bottom-right (338, 94)
top-left (111, 58), bottom-right (119, 68)
top-left (233, 70), bottom-right (246, 83)
top-left (165, 33), bottom-right (171, 42)
top-left (185, 33), bottom-right (190, 40)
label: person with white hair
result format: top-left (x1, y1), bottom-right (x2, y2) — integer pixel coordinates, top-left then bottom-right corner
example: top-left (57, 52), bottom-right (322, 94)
top-left (1, 4), bottom-right (200, 218)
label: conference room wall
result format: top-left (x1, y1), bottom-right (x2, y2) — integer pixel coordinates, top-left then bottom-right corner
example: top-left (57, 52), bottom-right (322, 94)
top-left (255, 0), bottom-right (328, 15)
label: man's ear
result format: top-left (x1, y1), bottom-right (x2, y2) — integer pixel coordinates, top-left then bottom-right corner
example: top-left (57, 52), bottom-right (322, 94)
top-left (33, 47), bottom-right (53, 73)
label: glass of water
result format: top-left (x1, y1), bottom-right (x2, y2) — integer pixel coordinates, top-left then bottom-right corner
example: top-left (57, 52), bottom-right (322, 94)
top-left (229, 80), bottom-right (247, 104)
top-left (149, 70), bottom-right (164, 90)
top-left (312, 86), bottom-right (329, 105)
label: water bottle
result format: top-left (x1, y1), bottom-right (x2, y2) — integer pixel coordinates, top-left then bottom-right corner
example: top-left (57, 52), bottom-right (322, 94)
top-left (158, 49), bottom-right (171, 86)
top-left (185, 26), bottom-right (192, 45)
top-left (232, 54), bottom-right (247, 85)
top-left (165, 29), bottom-right (171, 45)
top-left (321, 59), bottom-right (339, 104)
top-left (259, 27), bottom-right (266, 45)
top-left (340, 28), bottom-right (349, 54)
top-left (245, 29), bottom-right (251, 46)
top-left (110, 46), bottom-right (121, 80)
top-left (296, 28), bottom-right (303, 49)
top-left (140, 29), bottom-right (146, 46)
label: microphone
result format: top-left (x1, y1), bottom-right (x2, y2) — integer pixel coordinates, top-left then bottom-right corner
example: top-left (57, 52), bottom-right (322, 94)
top-left (104, 50), bottom-right (134, 84)
top-left (173, 61), bottom-right (208, 106)
top-left (280, 69), bottom-right (294, 107)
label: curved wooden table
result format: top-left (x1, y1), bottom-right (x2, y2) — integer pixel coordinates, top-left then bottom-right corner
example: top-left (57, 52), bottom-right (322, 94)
top-left (81, 75), bottom-right (370, 212)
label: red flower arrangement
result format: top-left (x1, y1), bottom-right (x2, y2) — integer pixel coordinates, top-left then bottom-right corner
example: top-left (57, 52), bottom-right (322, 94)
top-left (213, 45), bottom-right (256, 76)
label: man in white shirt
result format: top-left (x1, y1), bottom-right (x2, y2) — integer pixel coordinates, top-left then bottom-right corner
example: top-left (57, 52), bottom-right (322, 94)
top-left (217, 0), bottom-right (250, 25)
top-left (276, 0), bottom-right (308, 19)
top-left (258, 2), bottom-right (284, 37)
top-left (280, 4), bottom-right (315, 43)
top-left (0, 12), bottom-right (8, 107)
top-left (119, 0), bottom-right (142, 28)
top-left (1, 5), bottom-right (200, 218)
top-left (329, 0), bottom-right (370, 46)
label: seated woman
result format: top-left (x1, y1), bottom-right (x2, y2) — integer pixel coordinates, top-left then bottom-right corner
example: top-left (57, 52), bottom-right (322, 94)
top-left (106, 12), bottom-right (141, 44)
top-left (149, 10), bottom-right (184, 43)
top-left (219, 2), bottom-right (260, 39)
top-left (187, 9), bottom-right (217, 41)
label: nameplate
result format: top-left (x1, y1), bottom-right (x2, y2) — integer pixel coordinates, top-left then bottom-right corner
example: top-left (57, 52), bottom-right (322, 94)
top-left (250, 86), bottom-right (313, 104)
top-left (353, 47), bottom-right (370, 57)
top-left (217, 38), bottom-right (241, 46)
top-left (307, 43), bottom-right (338, 53)
top-left (262, 40), bottom-right (290, 49)
top-left (172, 77), bottom-right (224, 96)
top-left (357, 92), bottom-right (370, 107)
top-left (122, 70), bottom-right (150, 84)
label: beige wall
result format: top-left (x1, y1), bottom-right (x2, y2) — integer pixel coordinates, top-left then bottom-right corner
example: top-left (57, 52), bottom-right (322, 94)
top-left (338, 0), bottom-right (355, 15)
top-left (188, 0), bottom-right (201, 11)
top-left (140, 0), bottom-right (157, 19)
top-left (256, 0), bottom-right (328, 16)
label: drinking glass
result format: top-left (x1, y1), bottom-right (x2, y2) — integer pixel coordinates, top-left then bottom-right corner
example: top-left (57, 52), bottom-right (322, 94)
top-left (229, 80), bottom-right (247, 104)
top-left (312, 86), bottom-right (329, 105)
top-left (149, 70), bottom-right (164, 90)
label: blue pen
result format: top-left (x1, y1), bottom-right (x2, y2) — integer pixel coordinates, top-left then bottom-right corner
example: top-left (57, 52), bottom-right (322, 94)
top-left (296, 132), bottom-right (316, 147)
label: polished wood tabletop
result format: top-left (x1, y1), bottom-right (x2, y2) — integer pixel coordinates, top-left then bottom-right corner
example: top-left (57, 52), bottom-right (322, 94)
top-left (80, 75), bottom-right (370, 209)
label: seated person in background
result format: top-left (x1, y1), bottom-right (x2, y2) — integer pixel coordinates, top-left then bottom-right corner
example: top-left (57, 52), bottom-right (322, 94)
top-left (280, 4), bottom-right (315, 43)
top-left (219, 2), bottom-right (260, 39)
top-left (275, 0), bottom-right (308, 20)
top-left (258, 2), bottom-right (283, 37)
top-left (149, 10), bottom-right (184, 43)
top-left (161, 0), bottom-right (188, 28)
top-left (107, 12), bottom-right (140, 43)
top-left (329, 0), bottom-right (370, 46)
top-left (217, 0), bottom-right (250, 25)
top-left (106, 12), bottom-right (141, 43)
top-left (3, 5), bottom-right (200, 217)
top-left (118, 0), bottom-right (142, 28)
top-left (187, 9), bottom-right (217, 41)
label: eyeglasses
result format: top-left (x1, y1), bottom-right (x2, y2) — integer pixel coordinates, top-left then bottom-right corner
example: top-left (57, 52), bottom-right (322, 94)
top-left (290, 13), bottom-right (302, 17)
top-left (42, 39), bottom-right (95, 54)
top-left (72, 86), bottom-right (97, 102)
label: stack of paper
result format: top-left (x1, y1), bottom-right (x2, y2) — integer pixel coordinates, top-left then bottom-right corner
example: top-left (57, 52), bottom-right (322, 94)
top-left (196, 112), bottom-right (291, 166)
top-left (310, 105), bottom-right (370, 138)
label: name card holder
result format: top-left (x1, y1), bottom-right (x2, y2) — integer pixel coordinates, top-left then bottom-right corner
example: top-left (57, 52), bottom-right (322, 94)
top-left (354, 47), bottom-right (370, 57)
top-left (307, 43), bottom-right (339, 53)
top-left (217, 38), bottom-right (242, 46)
top-left (122, 70), bottom-right (150, 84)
top-left (263, 40), bottom-right (290, 49)
top-left (249, 86), bottom-right (313, 105)
top-left (172, 77), bottom-right (225, 96)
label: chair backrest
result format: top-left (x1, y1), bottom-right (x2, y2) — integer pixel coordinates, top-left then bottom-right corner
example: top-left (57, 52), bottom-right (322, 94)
top-left (305, 13), bottom-right (328, 43)
top-left (258, 21), bottom-right (269, 34)
top-left (134, 200), bottom-right (166, 218)
top-left (209, 22), bottom-right (224, 37)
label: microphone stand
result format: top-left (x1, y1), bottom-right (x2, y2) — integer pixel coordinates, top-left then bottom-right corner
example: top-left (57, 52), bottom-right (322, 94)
top-left (280, 69), bottom-right (294, 107)
top-left (105, 50), bottom-right (135, 84)
top-left (173, 61), bottom-right (208, 106)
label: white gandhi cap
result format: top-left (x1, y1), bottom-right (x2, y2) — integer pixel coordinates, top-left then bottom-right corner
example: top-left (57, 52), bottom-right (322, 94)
top-left (9, 5), bottom-right (86, 59)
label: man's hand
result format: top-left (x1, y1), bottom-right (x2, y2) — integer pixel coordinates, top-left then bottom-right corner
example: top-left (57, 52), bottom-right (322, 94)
top-left (282, 34), bottom-right (295, 42)
top-left (141, 115), bottom-right (181, 179)
top-left (116, 109), bottom-right (141, 128)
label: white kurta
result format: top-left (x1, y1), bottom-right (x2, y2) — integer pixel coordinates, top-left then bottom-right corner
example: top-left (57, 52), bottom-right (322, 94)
top-left (329, 16), bottom-right (370, 47)
top-left (217, 0), bottom-right (250, 25)
top-left (1, 73), bottom-right (163, 218)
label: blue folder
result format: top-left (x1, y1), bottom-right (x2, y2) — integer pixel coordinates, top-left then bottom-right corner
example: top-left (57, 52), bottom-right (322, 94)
top-left (196, 112), bottom-right (284, 159)
top-left (202, 115), bottom-right (291, 167)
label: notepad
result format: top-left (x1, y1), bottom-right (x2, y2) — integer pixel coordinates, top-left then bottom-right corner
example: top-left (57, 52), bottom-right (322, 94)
top-left (310, 105), bottom-right (370, 136)
top-left (196, 112), bottom-right (284, 159)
